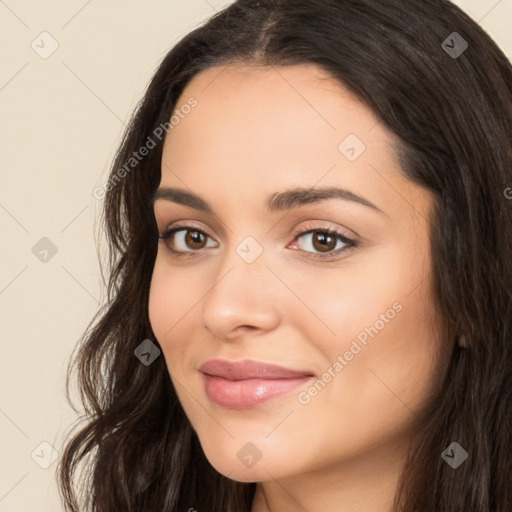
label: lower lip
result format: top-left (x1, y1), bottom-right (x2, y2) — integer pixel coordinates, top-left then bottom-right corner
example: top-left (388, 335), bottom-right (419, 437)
top-left (202, 374), bottom-right (313, 409)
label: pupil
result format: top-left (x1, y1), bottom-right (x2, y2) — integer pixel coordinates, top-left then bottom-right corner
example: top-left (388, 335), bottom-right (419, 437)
top-left (314, 232), bottom-right (335, 252)
top-left (187, 230), bottom-right (204, 248)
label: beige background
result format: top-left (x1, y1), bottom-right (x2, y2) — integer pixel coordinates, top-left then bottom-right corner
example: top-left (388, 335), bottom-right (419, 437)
top-left (0, 1), bottom-right (510, 510)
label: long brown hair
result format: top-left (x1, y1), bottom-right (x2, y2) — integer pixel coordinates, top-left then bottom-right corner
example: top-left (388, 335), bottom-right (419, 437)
top-left (57, 1), bottom-right (512, 510)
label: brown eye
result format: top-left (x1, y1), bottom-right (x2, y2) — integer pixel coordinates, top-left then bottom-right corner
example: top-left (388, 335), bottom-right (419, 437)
top-left (158, 226), bottom-right (217, 254)
top-left (290, 225), bottom-right (357, 261)
top-left (184, 230), bottom-right (207, 250)
top-left (158, 223), bottom-right (357, 261)
top-left (311, 232), bottom-right (337, 253)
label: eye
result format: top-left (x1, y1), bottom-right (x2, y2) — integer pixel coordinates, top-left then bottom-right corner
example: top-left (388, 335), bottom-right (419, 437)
top-left (288, 223), bottom-right (357, 260)
top-left (157, 222), bottom-right (358, 260)
top-left (157, 224), bottom-right (217, 256)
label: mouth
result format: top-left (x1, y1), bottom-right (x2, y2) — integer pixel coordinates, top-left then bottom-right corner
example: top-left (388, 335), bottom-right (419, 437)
top-left (199, 358), bottom-right (315, 409)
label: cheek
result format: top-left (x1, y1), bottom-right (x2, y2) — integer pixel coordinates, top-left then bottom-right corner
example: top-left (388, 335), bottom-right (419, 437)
top-left (293, 242), bottom-right (442, 407)
top-left (148, 264), bottom-right (171, 342)
top-left (287, 279), bottom-right (443, 471)
top-left (282, 248), bottom-right (407, 348)
top-left (147, 259), bottom-right (195, 365)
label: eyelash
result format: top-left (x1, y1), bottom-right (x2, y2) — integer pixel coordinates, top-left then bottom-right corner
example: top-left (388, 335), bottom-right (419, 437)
top-left (157, 222), bottom-right (358, 261)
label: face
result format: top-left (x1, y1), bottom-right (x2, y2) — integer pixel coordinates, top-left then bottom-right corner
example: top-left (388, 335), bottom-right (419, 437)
top-left (148, 63), bottom-right (451, 483)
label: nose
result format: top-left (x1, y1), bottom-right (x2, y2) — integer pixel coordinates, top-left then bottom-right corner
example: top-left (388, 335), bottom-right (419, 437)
top-left (201, 255), bottom-right (282, 341)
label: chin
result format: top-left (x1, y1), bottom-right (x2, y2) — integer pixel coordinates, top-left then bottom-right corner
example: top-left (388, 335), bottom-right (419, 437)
top-left (203, 443), bottom-right (299, 484)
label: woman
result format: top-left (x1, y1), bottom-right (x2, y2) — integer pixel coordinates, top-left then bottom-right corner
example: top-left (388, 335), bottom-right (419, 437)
top-left (58, 0), bottom-right (512, 510)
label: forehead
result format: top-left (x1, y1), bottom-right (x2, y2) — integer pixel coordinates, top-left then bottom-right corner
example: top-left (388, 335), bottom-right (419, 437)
top-left (158, 63), bottom-right (431, 226)
top-left (171, 62), bottom-right (382, 140)
top-left (162, 62), bottom-right (399, 174)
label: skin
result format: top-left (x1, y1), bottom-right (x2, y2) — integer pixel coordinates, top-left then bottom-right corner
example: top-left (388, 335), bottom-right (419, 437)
top-left (148, 63), bottom-right (453, 512)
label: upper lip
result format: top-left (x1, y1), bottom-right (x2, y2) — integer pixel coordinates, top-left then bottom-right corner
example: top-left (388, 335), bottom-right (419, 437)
top-left (199, 359), bottom-right (314, 381)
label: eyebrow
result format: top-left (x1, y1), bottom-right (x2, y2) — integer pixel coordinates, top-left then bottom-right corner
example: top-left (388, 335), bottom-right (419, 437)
top-left (151, 186), bottom-right (386, 216)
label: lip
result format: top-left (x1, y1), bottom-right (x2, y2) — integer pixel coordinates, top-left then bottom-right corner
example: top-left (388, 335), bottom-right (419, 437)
top-left (199, 359), bottom-right (315, 409)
